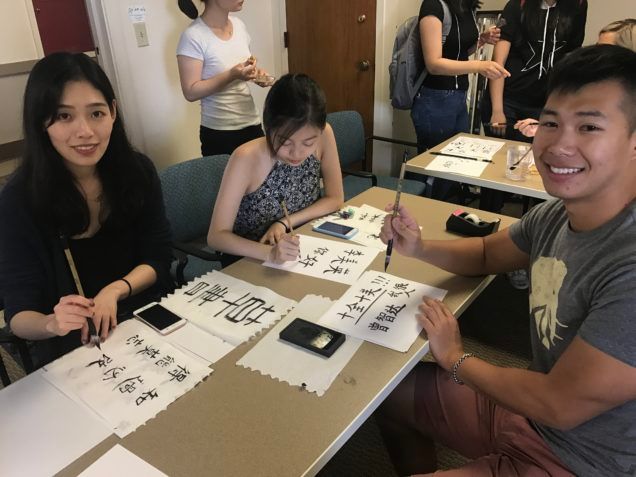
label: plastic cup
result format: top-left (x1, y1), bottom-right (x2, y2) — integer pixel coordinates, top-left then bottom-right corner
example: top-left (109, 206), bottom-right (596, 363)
top-left (505, 145), bottom-right (531, 181)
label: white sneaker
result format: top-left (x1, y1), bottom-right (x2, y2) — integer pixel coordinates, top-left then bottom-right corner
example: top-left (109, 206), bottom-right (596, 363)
top-left (507, 269), bottom-right (529, 290)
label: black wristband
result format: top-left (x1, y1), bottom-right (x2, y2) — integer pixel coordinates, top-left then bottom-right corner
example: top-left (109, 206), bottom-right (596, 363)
top-left (275, 219), bottom-right (291, 233)
top-left (120, 278), bottom-right (132, 298)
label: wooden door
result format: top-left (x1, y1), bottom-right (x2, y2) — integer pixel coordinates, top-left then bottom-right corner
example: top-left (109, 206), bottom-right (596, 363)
top-left (286, 0), bottom-right (376, 168)
top-left (32, 0), bottom-right (95, 55)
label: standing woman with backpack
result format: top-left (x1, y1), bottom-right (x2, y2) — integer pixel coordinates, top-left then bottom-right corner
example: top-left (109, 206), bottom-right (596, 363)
top-left (482, 0), bottom-right (588, 141)
top-left (176, 0), bottom-right (274, 156)
top-left (414, 0), bottom-right (509, 200)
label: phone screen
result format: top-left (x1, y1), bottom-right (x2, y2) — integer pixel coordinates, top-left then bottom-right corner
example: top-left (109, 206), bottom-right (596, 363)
top-left (136, 304), bottom-right (183, 330)
top-left (279, 318), bottom-right (346, 357)
top-left (318, 222), bottom-right (355, 235)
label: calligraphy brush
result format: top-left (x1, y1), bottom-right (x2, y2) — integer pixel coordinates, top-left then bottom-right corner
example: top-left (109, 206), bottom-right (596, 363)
top-left (280, 200), bottom-right (295, 236)
top-left (429, 151), bottom-right (493, 163)
top-left (483, 121), bottom-right (539, 127)
top-left (60, 235), bottom-right (101, 349)
top-left (385, 150), bottom-right (408, 272)
top-left (508, 147), bottom-right (533, 171)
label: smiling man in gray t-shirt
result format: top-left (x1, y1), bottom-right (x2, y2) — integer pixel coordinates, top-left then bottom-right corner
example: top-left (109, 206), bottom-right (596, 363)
top-left (377, 44), bottom-right (636, 477)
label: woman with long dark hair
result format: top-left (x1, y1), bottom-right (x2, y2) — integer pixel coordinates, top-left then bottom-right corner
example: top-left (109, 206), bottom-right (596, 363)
top-left (482, 0), bottom-right (588, 141)
top-left (0, 52), bottom-right (172, 366)
top-left (177, 0), bottom-right (273, 156)
top-left (414, 0), bottom-right (508, 200)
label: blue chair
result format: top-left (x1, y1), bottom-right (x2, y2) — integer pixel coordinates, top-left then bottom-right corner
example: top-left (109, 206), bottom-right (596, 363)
top-left (159, 155), bottom-right (230, 284)
top-left (0, 181), bottom-right (35, 384)
top-left (0, 318), bottom-right (35, 386)
top-left (326, 110), bottom-right (427, 201)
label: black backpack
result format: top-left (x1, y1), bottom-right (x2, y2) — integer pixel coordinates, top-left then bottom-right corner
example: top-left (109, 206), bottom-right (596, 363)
top-left (388, 0), bottom-right (452, 110)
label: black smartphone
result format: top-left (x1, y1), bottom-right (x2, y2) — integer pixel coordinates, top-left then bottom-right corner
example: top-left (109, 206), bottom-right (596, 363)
top-left (134, 302), bottom-right (187, 335)
top-left (279, 318), bottom-right (346, 357)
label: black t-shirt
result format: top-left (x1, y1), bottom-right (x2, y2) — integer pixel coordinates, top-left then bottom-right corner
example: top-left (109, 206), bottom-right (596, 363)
top-left (499, 0), bottom-right (587, 107)
top-left (419, 0), bottom-right (478, 90)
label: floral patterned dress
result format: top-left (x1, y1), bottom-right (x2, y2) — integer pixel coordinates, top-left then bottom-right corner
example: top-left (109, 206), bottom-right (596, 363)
top-left (233, 155), bottom-right (321, 241)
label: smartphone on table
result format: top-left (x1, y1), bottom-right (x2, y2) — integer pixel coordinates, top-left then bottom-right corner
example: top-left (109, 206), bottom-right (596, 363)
top-left (134, 302), bottom-right (187, 335)
top-left (279, 318), bottom-right (346, 357)
top-left (312, 221), bottom-right (358, 240)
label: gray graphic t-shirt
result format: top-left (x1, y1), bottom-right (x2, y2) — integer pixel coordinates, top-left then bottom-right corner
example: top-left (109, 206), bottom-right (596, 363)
top-left (509, 199), bottom-right (636, 477)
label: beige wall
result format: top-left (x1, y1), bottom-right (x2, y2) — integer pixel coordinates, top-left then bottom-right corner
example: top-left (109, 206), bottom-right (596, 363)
top-left (584, 0), bottom-right (635, 45)
top-left (0, 74), bottom-right (28, 145)
top-left (0, 0), bottom-right (43, 150)
top-left (0, 0), bottom-right (42, 63)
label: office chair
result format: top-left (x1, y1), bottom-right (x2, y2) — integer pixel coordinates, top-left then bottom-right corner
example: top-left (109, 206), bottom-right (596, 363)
top-left (0, 301), bottom-right (35, 387)
top-left (0, 180), bottom-right (34, 386)
top-left (159, 155), bottom-right (229, 285)
top-left (326, 110), bottom-right (427, 201)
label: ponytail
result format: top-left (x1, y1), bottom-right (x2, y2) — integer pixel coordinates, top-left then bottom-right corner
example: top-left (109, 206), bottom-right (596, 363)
top-left (178, 0), bottom-right (198, 20)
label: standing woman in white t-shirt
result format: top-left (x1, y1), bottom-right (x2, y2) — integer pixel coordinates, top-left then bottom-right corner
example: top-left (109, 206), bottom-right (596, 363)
top-left (177, 0), bottom-right (273, 156)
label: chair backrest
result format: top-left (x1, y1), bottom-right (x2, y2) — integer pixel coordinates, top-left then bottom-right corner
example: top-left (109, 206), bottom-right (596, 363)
top-left (0, 182), bottom-right (4, 312)
top-left (159, 154), bottom-right (230, 242)
top-left (326, 111), bottom-right (366, 168)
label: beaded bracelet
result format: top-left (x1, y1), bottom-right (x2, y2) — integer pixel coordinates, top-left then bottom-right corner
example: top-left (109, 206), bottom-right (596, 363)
top-left (275, 219), bottom-right (291, 234)
top-left (120, 278), bottom-right (132, 299)
top-left (451, 352), bottom-right (474, 385)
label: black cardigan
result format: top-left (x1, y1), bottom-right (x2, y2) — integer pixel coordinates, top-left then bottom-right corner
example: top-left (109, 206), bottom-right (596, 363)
top-left (0, 155), bottom-right (173, 366)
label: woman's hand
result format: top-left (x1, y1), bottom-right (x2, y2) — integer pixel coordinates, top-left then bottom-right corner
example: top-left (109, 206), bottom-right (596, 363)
top-left (230, 58), bottom-right (257, 81)
top-left (479, 25), bottom-right (501, 47)
top-left (267, 234), bottom-right (300, 264)
top-left (477, 61), bottom-right (510, 80)
top-left (260, 220), bottom-right (288, 246)
top-left (91, 284), bottom-right (121, 342)
top-left (417, 297), bottom-right (464, 371)
top-left (379, 204), bottom-right (423, 259)
top-left (514, 118), bottom-right (539, 138)
top-left (489, 110), bottom-right (507, 137)
top-left (253, 68), bottom-right (275, 87)
top-left (47, 295), bottom-right (94, 338)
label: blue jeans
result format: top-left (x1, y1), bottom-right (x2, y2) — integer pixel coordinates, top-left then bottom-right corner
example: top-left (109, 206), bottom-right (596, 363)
top-left (410, 87), bottom-right (469, 200)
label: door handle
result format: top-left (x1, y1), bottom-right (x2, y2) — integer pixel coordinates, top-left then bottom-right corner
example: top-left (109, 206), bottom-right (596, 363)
top-left (358, 60), bottom-right (371, 71)
top-left (357, 14), bottom-right (366, 23)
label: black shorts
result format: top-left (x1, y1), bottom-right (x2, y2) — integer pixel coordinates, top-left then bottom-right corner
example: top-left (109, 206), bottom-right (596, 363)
top-left (199, 124), bottom-right (264, 156)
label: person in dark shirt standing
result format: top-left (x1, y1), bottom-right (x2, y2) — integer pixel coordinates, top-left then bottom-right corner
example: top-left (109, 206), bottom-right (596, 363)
top-left (0, 53), bottom-right (172, 367)
top-left (413, 0), bottom-right (509, 200)
top-left (482, 0), bottom-right (587, 142)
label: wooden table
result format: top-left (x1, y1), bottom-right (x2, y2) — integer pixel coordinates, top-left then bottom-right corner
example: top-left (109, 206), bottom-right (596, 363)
top-left (405, 133), bottom-right (552, 201)
top-left (56, 188), bottom-right (518, 477)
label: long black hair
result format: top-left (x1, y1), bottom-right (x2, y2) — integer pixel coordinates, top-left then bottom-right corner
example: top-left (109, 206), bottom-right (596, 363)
top-left (178, 0), bottom-right (201, 20)
top-left (20, 52), bottom-right (152, 236)
top-left (262, 73), bottom-right (327, 155)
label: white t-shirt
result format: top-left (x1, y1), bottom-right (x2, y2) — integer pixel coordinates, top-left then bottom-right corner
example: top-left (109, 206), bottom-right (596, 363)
top-left (177, 16), bottom-right (260, 130)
